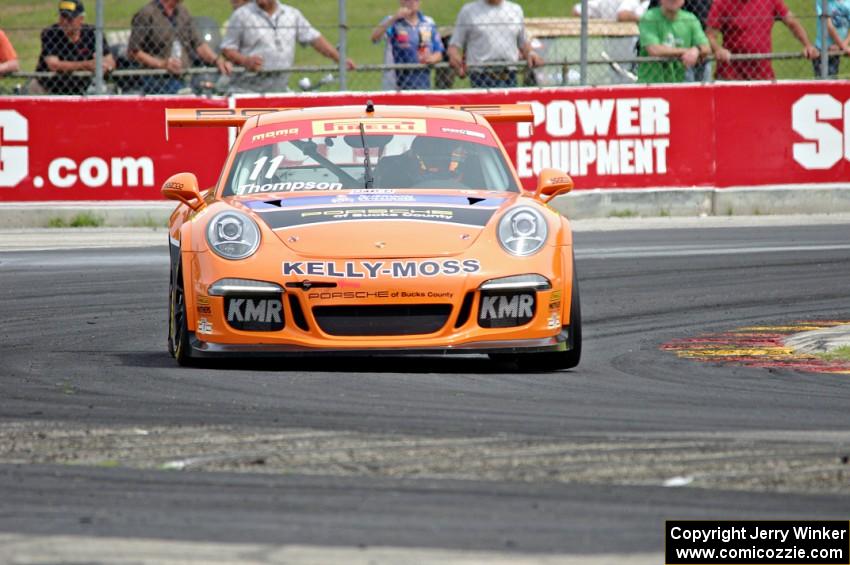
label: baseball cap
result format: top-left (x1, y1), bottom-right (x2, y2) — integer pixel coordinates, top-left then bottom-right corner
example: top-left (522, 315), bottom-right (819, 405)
top-left (58, 0), bottom-right (85, 17)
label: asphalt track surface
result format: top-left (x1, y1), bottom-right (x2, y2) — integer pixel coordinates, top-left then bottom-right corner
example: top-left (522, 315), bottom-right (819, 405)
top-left (1, 221), bottom-right (849, 561)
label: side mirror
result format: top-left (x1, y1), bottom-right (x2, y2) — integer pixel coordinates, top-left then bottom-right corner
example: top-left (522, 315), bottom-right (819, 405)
top-left (534, 168), bottom-right (573, 201)
top-left (162, 172), bottom-right (204, 210)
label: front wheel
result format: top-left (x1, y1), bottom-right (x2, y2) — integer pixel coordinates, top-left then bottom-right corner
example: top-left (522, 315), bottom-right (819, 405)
top-left (168, 261), bottom-right (195, 367)
top-left (491, 264), bottom-right (582, 372)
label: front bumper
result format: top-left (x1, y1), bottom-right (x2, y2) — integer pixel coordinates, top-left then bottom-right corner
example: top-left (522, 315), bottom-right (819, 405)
top-left (182, 243), bottom-right (574, 354)
top-left (187, 329), bottom-right (570, 358)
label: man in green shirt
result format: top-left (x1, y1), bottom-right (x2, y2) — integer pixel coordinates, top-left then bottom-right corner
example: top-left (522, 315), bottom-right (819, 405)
top-left (638, 0), bottom-right (710, 83)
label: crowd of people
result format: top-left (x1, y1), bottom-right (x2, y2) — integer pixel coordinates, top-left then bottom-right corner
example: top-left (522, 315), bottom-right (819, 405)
top-left (0, 0), bottom-right (841, 94)
top-left (579, 0), bottom-right (824, 81)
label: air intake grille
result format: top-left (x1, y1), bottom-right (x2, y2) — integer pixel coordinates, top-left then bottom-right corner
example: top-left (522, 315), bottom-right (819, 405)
top-left (455, 291), bottom-right (475, 328)
top-left (313, 304), bottom-right (452, 336)
top-left (288, 294), bottom-right (310, 331)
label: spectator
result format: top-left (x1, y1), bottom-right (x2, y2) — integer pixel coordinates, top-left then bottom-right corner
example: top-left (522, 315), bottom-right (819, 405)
top-left (128, 0), bottom-right (231, 94)
top-left (644, 0), bottom-right (714, 80)
top-left (35, 0), bottom-right (114, 95)
top-left (574, 0), bottom-right (624, 20)
top-left (222, 0), bottom-right (355, 93)
top-left (706, 0), bottom-right (818, 80)
top-left (0, 29), bottom-right (19, 75)
top-left (447, 0), bottom-right (543, 88)
top-left (370, 0), bottom-right (444, 90)
top-left (637, 0), bottom-right (709, 83)
top-left (813, 0), bottom-right (850, 77)
top-left (372, 1), bottom-right (411, 90)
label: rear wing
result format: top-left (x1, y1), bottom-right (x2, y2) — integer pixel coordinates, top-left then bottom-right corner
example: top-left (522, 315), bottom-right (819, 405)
top-left (165, 108), bottom-right (297, 129)
top-left (165, 104), bottom-right (533, 138)
top-left (431, 104), bottom-right (534, 123)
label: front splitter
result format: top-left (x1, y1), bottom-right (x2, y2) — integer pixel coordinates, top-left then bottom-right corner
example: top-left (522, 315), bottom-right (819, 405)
top-left (188, 330), bottom-right (569, 358)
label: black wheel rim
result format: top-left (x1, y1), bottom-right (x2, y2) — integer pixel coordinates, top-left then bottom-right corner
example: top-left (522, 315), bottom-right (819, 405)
top-left (170, 271), bottom-right (185, 348)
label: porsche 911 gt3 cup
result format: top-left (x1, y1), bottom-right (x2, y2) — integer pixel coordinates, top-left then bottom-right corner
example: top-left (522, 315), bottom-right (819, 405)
top-left (163, 102), bottom-right (581, 370)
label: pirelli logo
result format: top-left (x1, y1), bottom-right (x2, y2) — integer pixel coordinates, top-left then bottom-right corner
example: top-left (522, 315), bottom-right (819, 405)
top-left (312, 119), bottom-right (427, 135)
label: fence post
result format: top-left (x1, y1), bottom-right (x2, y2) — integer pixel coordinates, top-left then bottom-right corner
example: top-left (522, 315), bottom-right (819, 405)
top-left (819, 0), bottom-right (829, 79)
top-left (579, 0), bottom-right (588, 85)
top-left (338, 0), bottom-right (348, 91)
top-left (93, 0), bottom-right (106, 94)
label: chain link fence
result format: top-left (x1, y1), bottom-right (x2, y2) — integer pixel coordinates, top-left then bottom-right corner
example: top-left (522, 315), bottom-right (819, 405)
top-left (0, 0), bottom-right (840, 95)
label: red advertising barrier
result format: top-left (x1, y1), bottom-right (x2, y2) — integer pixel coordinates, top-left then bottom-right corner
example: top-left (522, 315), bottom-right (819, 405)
top-left (0, 97), bottom-right (228, 201)
top-left (713, 82), bottom-right (850, 187)
top-left (0, 83), bottom-right (847, 201)
top-left (235, 87), bottom-right (717, 190)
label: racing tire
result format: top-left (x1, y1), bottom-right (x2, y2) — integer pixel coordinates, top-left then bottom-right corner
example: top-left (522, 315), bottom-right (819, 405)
top-left (490, 264), bottom-right (582, 372)
top-left (168, 261), bottom-right (196, 367)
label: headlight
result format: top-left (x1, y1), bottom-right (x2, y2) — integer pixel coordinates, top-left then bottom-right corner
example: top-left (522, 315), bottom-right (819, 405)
top-left (498, 206), bottom-right (548, 256)
top-left (206, 211), bottom-right (260, 260)
top-left (208, 278), bottom-right (283, 296)
top-left (479, 274), bottom-right (551, 291)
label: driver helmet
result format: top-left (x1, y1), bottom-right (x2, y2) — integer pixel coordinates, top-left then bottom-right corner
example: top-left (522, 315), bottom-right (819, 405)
top-left (410, 136), bottom-right (464, 177)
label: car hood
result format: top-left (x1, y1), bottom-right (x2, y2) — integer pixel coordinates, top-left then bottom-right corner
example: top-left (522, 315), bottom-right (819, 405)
top-left (239, 191), bottom-right (517, 259)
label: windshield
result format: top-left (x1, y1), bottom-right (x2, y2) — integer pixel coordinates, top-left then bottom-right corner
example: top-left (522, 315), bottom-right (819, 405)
top-left (222, 118), bottom-right (520, 197)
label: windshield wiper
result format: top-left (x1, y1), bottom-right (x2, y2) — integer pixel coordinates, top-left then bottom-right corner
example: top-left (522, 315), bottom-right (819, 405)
top-left (290, 139), bottom-right (357, 186)
top-left (359, 122), bottom-right (374, 189)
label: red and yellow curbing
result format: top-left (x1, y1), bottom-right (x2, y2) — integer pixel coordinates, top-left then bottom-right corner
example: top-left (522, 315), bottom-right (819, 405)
top-left (661, 321), bottom-right (850, 374)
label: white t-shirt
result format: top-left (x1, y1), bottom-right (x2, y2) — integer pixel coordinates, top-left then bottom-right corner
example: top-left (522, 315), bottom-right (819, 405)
top-left (449, 0), bottom-right (527, 65)
top-left (222, 1), bottom-right (321, 92)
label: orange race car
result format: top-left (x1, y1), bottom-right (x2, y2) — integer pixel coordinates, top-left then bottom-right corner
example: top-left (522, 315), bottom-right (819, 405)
top-left (163, 102), bottom-right (580, 370)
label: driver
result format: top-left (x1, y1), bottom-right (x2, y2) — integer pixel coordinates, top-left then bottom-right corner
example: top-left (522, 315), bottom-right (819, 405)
top-left (409, 136), bottom-right (464, 182)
